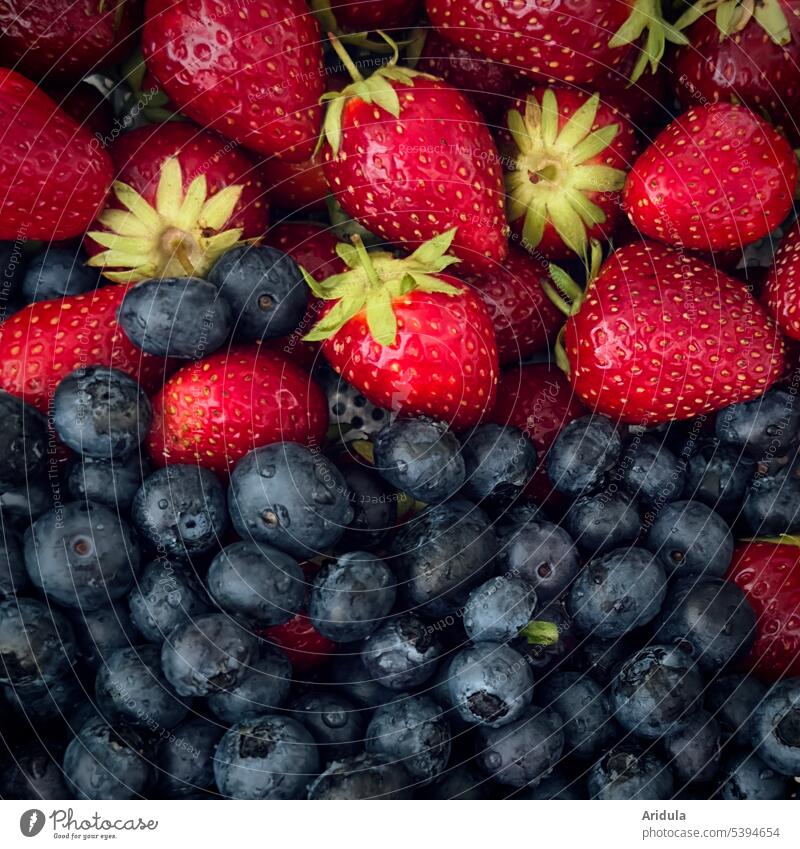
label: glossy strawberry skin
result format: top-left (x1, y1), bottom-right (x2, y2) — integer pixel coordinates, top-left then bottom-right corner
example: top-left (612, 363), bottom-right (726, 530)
top-left (591, 54), bottom-right (671, 129)
top-left (147, 345), bottom-right (329, 475)
top-left (45, 82), bottom-right (115, 139)
top-left (624, 104), bottom-right (797, 252)
top-left (727, 541), bottom-right (800, 682)
top-left (261, 154), bottom-right (329, 213)
top-left (331, 0), bottom-right (422, 30)
top-left (142, 0), bottom-right (324, 161)
top-left (766, 225), bottom-right (800, 341)
top-left (0, 69), bottom-right (114, 241)
top-left (564, 241), bottom-right (786, 424)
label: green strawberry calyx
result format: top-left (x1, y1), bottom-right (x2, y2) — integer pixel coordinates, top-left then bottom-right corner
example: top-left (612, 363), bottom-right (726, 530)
top-left (519, 620), bottom-right (560, 647)
top-left (303, 228), bottom-right (463, 346)
top-left (675, 0), bottom-right (791, 45)
top-left (503, 89), bottom-right (627, 262)
top-left (610, 0), bottom-right (689, 81)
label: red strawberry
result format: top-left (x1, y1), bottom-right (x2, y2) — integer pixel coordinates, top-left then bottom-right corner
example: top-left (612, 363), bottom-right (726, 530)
top-left (0, 69), bottom-right (113, 241)
top-left (325, 0), bottom-right (422, 31)
top-left (261, 153), bottom-right (329, 213)
top-left (591, 53), bottom-right (671, 129)
top-left (85, 122), bottom-right (269, 283)
top-left (624, 103), bottom-right (797, 253)
top-left (500, 87), bottom-right (638, 261)
top-left (321, 40), bottom-right (507, 272)
top-left (560, 240), bottom-right (785, 424)
top-left (142, 0), bottom-right (324, 161)
top-left (766, 224), bottom-right (800, 340)
top-left (0, 284), bottom-right (168, 413)
top-left (306, 229), bottom-right (499, 430)
top-left (727, 540), bottom-right (800, 682)
top-left (44, 82), bottom-right (115, 139)
top-left (147, 345), bottom-right (329, 475)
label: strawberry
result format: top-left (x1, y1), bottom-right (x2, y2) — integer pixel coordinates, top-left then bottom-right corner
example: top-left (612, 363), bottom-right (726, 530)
top-left (500, 87), bottom-right (638, 261)
top-left (557, 240), bottom-right (785, 424)
top-left (0, 69), bottom-right (114, 241)
top-left (0, 284), bottom-right (168, 413)
top-left (261, 153), bottom-right (329, 213)
top-left (766, 223), bottom-right (800, 340)
top-left (320, 39), bottom-right (507, 273)
top-left (142, 0), bottom-right (324, 161)
top-left (45, 82), bottom-right (115, 139)
top-left (147, 345), bottom-right (329, 475)
top-left (305, 229), bottom-right (499, 430)
top-left (727, 540), bottom-right (800, 681)
top-left (591, 53), bottom-right (671, 129)
top-left (85, 122), bottom-right (269, 283)
top-left (322, 0), bottom-right (423, 31)
top-left (623, 103), bottom-right (797, 253)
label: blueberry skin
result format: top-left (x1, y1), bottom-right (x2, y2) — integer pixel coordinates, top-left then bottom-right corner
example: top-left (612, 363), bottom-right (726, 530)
top-left (564, 488), bottom-right (641, 557)
top-left (207, 540), bottom-right (305, 627)
top-left (160, 613), bottom-right (259, 697)
top-left (463, 575), bottom-right (537, 644)
top-left (588, 747), bottom-right (674, 800)
top-left (4, 674), bottom-right (83, 723)
top-left (70, 601), bottom-right (137, 671)
top-left (617, 435), bottom-right (684, 506)
top-left (511, 597), bottom-right (576, 677)
top-left (67, 454), bottom-right (148, 512)
top-left (214, 714), bottom-right (319, 799)
top-left (0, 598), bottom-right (76, 685)
top-left (653, 578), bottom-right (756, 671)
top-left (520, 769), bottom-right (584, 800)
top-left (118, 276), bottom-right (232, 358)
top-left (568, 547), bottom-right (667, 639)
top-left (133, 465), bottom-right (229, 559)
top-left (53, 367), bottom-right (152, 459)
top-left (157, 716), bottom-right (223, 798)
top-left (743, 468), bottom-right (800, 536)
top-left (63, 716), bottom-right (154, 800)
top-left (322, 653), bottom-right (400, 710)
top-left (0, 530), bottom-right (26, 600)
top-left (476, 706), bottom-right (564, 788)
top-left (24, 501), bottom-right (141, 610)
top-left (308, 552), bottom-right (396, 643)
top-left (307, 752), bottom-right (412, 800)
top-left (96, 644), bottom-right (189, 729)
top-left (706, 673), bottom-right (766, 745)
top-left (460, 424), bottom-right (536, 503)
top-left (718, 751), bottom-right (793, 800)
top-left (373, 417), bottom-right (465, 503)
top-left (644, 500), bottom-right (733, 579)
top-left (611, 644), bottom-right (704, 740)
top-left (716, 387), bottom-right (800, 458)
top-left (0, 478), bottom-right (53, 532)
top-left (683, 439), bottom-right (754, 518)
top-left (338, 462), bottom-right (398, 549)
top-left (366, 696), bottom-right (451, 785)
top-left (21, 247), bottom-right (97, 302)
top-left (287, 692), bottom-right (366, 763)
top-left (0, 742), bottom-right (70, 800)
top-left (547, 415), bottom-right (622, 497)
top-left (750, 679), bottom-right (800, 776)
top-left (128, 559), bottom-right (209, 643)
top-left (228, 443), bottom-right (354, 559)
top-left (208, 244), bottom-right (309, 341)
top-left (0, 391), bottom-right (47, 490)
top-left (575, 634), bottom-right (639, 685)
top-left (428, 765), bottom-right (486, 800)
top-left (661, 709), bottom-right (721, 786)
top-left (447, 642), bottom-right (534, 728)
top-left (361, 613), bottom-right (442, 691)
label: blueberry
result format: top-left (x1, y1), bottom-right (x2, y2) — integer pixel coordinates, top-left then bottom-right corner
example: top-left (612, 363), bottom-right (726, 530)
top-left (322, 653), bottom-right (400, 710)
top-left (373, 417), bottom-right (465, 503)
top-left (574, 634), bottom-right (639, 685)
top-left (128, 559), bottom-right (209, 643)
top-left (0, 478), bottom-right (53, 532)
top-left (661, 709), bottom-right (721, 786)
top-left (683, 438), bottom-right (755, 518)
top-left (512, 596), bottom-right (576, 676)
top-left (366, 695), bottom-right (451, 785)
top-left (428, 765), bottom-right (486, 800)
top-left (0, 741), bottom-right (69, 799)
top-left (160, 613), bottom-right (259, 697)
top-left (653, 577), bottom-right (756, 671)
top-left (611, 644), bottom-right (704, 740)
top-left (564, 488), bottom-right (640, 557)
top-left (96, 644), bottom-right (189, 729)
top-left (4, 674), bottom-right (83, 723)
top-left (644, 500), bottom-right (733, 578)
top-left (0, 598), bottom-right (76, 685)
top-left (0, 391), bottom-right (47, 489)
top-left (0, 240), bottom-right (27, 307)
top-left (447, 642), bottom-right (533, 728)
top-left (338, 462), bottom-right (398, 549)
top-left (460, 424), bottom-right (536, 503)
top-left (307, 752), bottom-right (412, 800)
top-left (463, 575), bottom-right (537, 644)
top-left (70, 601), bottom-right (137, 671)
top-left (616, 435), bottom-right (684, 506)
top-left (391, 500), bottom-right (498, 617)
top-left (308, 552), bottom-right (396, 643)
top-left (67, 453), bottom-right (149, 512)
top-left (361, 613), bottom-right (442, 690)
top-left (208, 244), bottom-right (309, 341)
top-left (21, 247), bottom-right (97, 302)
top-left (287, 691), bottom-right (366, 763)
top-left (588, 746), bottom-right (674, 800)
top-left (750, 678), bottom-right (800, 776)
top-left (718, 751), bottom-right (793, 800)
top-left (228, 443), bottom-right (353, 558)
top-left (157, 716), bottom-right (223, 798)
top-left (706, 673), bottom-right (766, 745)
top-left (207, 540), bottom-right (305, 628)
top-left (133, 465), bottom-right (229, 559)
top-left (0, 530), bottom-right (26, 600)
top-left (716, 387), bottom-right (800, 458)
top-left (214, 714), bottom-right (319, 799)
top-left (520, 769), bottom-right (584, 799)
top-left (547, 415), bottom-right (622, 497)
top-left (568, 547), bottom-right (667, 639)
top-left (53, 367), bottom-right (151, 458)
top-left (743, 467), bottom-right (800, 535)
top-left (118, 276), bottom-right (232, 358)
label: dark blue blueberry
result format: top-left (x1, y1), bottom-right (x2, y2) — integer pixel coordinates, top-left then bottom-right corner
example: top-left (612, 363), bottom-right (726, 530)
top-left (21, 247), bottom-right (97, 302)
top-left (0, 742), bottom-right (69, 799)
top-left (228, 443), bottom-right (353, 559)
top-left (0, 598), bottom-right (76, 685)
top-left (574, 634), bottom-right (639, 685)
top-left (460, 424), bottom-right (536, 503)
top-left (588, 746), bottom-right (674, 800)
top-left (24, 501), bottom-right (141, 610)
top-left (0, 240), bottom-right (27, 308)
top-left (338, 461), bottom-right (398, 549)
top-left (3, 674), bottom-right (83, 723)
top-left (307, 752), bottom-right (412, 800)
top-left (214, 714), bottom-right (319, 799)
top-left (322, 653), bottom-right (400, 710)
top-left (208, 244), bottom-right (309, 341)
top-left (718, 751), bottom-right (793, 800)
top-left (67, 453), bottom-right (149, 512)
top-left (546, 414), bottom-right (622, 496)
top-left (0, 391), bottom-right (47, 490)
top-left (520, 769), bottom-right (584, 799)
top-left (683, 438), bottom-right (755, 518)
top-left (463, 575), bottom-right (537, 644)
top-left (743, 467), bottom-right (800, 535)
top-left (705, 673), bottom-right (766, 745)
top-left (750, 678), bottom-right (800, 776)
top-left (157, 716), bottom-right (223, 798)
top-left (428, 765), bottom-right (486, 800)
top-left (512, 596), bottom-right (576, 676)
top-left (616, 434), bottom-right (685, 506)
top-left (132, 464), bottom-right (229, 559)
top-left (716, 387), bottom-right (800, 458)
top-left (373, 417), bottom-right (465, 503)
top-left (661, 710), bottom-right (721, 786)
top-left (564, 488), bottom-right (640, 557)
top-left (308, 551), bottom-right (395, 643)
top-left (118, 276), bottom-right (232, 358)
top-left (53, 367), bottom-right (151, 458)
top-left (361, 613), bottom-right (442, 691)
top-left (0, 478), bottom-right (53, 532)
top-left (568, 547), bottom-right (667, 639)
top-left (287, 691), bottom-right (366, 763)
top-left (644, 500), bottom-right (733, 578)
top-left (70, 601), bottom-right (137, 671)
top-left (207, 540), bottom-right (305, 627)
top-left (0, 529), bottom-right (26, 600)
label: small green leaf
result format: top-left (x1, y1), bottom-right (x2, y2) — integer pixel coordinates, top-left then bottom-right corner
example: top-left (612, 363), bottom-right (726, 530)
top-left (411, 273), bottom-right (463, 296)
top-left (521, 201), bottom-right (546, 251)
top-left (507, 107), bottom-right (533, 155)
top-left (557, 92), bottom-right (601, 150)
top-left (572, 124), bottom-right (619, 164)
top-left (335, 242), bottom-right (360, 269)
top-left (547, 197), bottom-right (588, 257)
top-left (519, 620), bottom-right (560, 646)
top-left (548, 264), bottom-right (583, 302)
top-left (367, 75), bottom-right (401, 117)
top-left (409, 227), bottom-right (458, 266)
top-left (572, 164), bottom-right (627, 193)
top-left (323, 95), bottom-right (347, 156)
top-left (300, 266), bottom-right (326, 299)
top-left (304, 291), bottom-right (365, 341)
top-left (753, 0), bottom-right (792, 44)
top-left (365, 286), bottom-right (397, 346)
top-left (540, 89), bottom-right (559, 146)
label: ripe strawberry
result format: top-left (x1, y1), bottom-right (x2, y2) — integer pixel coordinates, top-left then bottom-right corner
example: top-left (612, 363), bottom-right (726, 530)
top-left (323, 0), bottom-right (422, 31)
top-left (305, 229), bottom-right (499, 430)
top-left (727, 540), bottom-right (800, 681)
top-left (321, 40), bottom-right (507, 272)
top-left (591, 53), bottom-right (671, 129)
top-left (560, 240), bottom-right (785, 424)
top-left (147, 345), bottom-right (329, 475)
top-left (624, 103), bottom-right (797, 253)
top-left (45, 82), bottom-right (115, 139)
top-left (85, 122), bottom-right (269, 283)
top-left (500, 87), bottom-right (638, 261)
top-left (261, 153), bottom-right (329, 213)
top-left (0, 284), bottom-right (168, 413)
top-left (766, 224), bottom-right (800, 340)
top-left (0, 69), bottom-right (114, 241)
top-left (142, 0), bottom-right (324, 161)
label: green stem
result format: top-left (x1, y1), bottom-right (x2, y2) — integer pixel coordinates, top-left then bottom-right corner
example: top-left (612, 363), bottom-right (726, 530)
top-left (328, 33), bottom-right (364, 82)
top-left (352, 235), bottom-right (380, 290)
